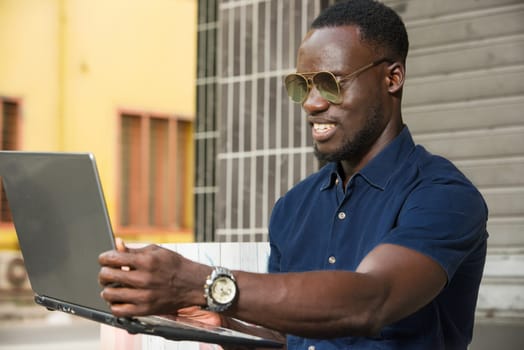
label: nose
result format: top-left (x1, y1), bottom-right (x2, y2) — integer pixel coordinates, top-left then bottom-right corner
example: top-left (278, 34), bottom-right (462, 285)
top-left (302, 85), bottom-right (330, 114)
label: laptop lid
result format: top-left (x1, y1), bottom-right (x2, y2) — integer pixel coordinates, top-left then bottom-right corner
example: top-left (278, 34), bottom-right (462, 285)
top-left (0, 151), bottom-right (113, 313)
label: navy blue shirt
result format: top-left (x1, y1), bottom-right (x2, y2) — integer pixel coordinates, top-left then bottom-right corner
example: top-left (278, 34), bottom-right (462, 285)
top-left (268, 126), bottom-right (488, 349)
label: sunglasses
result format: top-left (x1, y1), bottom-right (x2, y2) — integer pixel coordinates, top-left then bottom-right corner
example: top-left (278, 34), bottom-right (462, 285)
top-left (284, 58), bottom-right (391, 104)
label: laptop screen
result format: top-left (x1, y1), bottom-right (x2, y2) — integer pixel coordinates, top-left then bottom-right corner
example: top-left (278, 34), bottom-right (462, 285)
top-left (0, 151), bottom-right (115, 312)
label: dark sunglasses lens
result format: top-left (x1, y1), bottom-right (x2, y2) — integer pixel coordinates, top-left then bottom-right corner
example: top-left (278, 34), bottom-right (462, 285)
top-left (285, 74), bottom-right (309, 103)
top-left (313, 72), bottom-right (340, 103)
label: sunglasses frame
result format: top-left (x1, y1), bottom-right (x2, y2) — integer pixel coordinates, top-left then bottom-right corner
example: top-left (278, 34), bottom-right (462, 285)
top-left (285, 58), bottom-right (391, 104)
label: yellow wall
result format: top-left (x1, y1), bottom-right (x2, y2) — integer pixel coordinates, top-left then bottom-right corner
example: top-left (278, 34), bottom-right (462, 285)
top-left (0, 0), bottom-right (61, 148)
top-left (0, 0), bottom-right (197, 248)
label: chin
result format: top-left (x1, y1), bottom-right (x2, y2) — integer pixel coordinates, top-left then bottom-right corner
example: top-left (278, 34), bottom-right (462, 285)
top-left (313, 145), bottom-right (338, 163)
top-left (313, 142), bottom-right (362, 164)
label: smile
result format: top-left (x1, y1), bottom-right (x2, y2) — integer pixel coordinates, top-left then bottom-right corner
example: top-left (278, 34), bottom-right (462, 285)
top-left (311, 123), bottom-right (337, 142)
top-left (313, 123), bottom-right (336, 134)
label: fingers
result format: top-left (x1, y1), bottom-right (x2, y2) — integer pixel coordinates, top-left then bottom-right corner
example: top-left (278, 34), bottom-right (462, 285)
top-left (101, 288), bottom-right (152, 317)
top-left (99, 243), bottom-right (164, 267)
top-left (108, 303), bottom-right (139, 317)
top-left (176, 306), bottom-right (224, 327)
top-left (98, 244), bottom-right (199, 317)
top-left (98, 250), bottom-right (137, 270)
top-left (115, 237), bottom-right (128, 252)
top-left (98, 242), bottom-right (151, 269)
top-left (101, 284), bottom-right (183, 317)
top-left (101, 286), bottom-right (157, 317)
top-left (177, 305), bottom-right (202, 315)
top-left (99, 266), bottom-right (124, 287)
top-left (98, 243), bottom-right (171, 291)
top-left (98, 239), bottom-right (128, 268)
top-left (99, 266), bottom-right (153, 289)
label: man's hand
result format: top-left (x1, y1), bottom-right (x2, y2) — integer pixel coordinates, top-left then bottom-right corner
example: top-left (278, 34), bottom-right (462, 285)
top-left (176, 306), bottom-right (224, 326)
top-left (98, 239), bottom-right (211, 317)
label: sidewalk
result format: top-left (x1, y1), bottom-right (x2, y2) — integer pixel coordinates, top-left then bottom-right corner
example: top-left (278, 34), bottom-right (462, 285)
top-left (0, 300), bottom-right (100, 350)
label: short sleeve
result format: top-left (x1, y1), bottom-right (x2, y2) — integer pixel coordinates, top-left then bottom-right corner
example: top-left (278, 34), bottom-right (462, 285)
top-left (382, 178), bottom-right (488, 281)
top-left (268, 197), bottom-right (285, 273)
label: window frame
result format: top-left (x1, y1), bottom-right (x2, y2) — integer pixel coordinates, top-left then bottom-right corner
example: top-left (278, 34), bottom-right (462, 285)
top-left (0, 97), bottom-right (22, 225)
top-left (116, 109), bottom-right (193, 235)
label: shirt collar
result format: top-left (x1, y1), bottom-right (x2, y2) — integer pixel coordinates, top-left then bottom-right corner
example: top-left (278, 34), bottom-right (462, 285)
top-left (321, 126), bottom-right (416, 191)
top-left (321, 163), bottom-right (342, 191)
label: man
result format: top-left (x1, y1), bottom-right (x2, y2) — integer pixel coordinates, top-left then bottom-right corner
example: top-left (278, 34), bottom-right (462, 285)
top-left (99, 1), bottom-right (488, 348)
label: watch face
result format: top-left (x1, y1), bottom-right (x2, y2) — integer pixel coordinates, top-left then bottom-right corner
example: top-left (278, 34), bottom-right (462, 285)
top-left (211, 276), bottom-right (237, 304)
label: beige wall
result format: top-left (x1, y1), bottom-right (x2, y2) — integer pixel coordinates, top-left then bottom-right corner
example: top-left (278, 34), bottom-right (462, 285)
top-left (60, 0), bottom-right (197, 218)
top-left (0, 0), bottom-right (61, 149)
top-left (0, 0), bottom-right (197, 248)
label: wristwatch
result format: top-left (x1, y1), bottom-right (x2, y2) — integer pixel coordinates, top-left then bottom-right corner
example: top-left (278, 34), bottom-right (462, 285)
top-left (204, 266), bottom-right (238, 312)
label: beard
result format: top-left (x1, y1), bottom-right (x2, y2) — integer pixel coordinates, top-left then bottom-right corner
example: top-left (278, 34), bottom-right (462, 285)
top-left (314, 105), bottom-right (384, 164)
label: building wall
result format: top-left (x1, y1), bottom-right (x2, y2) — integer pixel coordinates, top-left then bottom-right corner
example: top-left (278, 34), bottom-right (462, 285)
top-left (0, 0), bottom-right (198, 248)
top-left (0, 0), bottom-right (61, 150)
top-left (195, 0), bottom-right (219, 242)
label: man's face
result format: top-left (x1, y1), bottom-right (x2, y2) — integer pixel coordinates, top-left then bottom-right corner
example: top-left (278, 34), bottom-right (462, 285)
top-left (296, 25), bottom-right (390, 163)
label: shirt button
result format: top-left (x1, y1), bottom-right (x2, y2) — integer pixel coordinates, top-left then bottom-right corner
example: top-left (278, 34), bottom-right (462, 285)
top-left (308, 346), bottom-right (316, 350)
top-left (328, 256), bottom-right (336, 264)
top-left (338, 212), bottom-right (346, 220)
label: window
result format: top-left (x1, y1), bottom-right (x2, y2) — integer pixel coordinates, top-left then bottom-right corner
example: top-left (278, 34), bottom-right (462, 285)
top-left (119, 111), bottom-right (193, 232)
top-left (0, 98), bottom-right (21, 224)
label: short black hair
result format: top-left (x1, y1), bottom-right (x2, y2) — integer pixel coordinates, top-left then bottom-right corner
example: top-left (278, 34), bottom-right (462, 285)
top-left (311, 0), bottom-right (409, 63)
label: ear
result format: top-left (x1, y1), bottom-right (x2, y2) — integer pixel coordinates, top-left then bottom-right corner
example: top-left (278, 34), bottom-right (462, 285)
top-left (386, 62), bottom-right (405, 94)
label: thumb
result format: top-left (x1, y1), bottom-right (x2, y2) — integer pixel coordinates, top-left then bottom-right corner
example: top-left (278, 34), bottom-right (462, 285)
top-left (115, 237), bottom-right (128, 252)
top-left (115, 237), bottom-right (131, 272)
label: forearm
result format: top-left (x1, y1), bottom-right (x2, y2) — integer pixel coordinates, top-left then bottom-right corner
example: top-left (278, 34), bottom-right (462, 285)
top-left (224, 270), bottom-right (387, 338)
top-left (220, 244), bottom-right (447, 339)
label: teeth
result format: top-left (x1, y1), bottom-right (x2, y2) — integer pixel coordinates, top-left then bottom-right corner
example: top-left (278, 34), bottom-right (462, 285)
top-left (313, 123), bottom-right (335, 133)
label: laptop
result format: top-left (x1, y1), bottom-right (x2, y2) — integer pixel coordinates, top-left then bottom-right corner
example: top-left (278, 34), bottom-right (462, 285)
top-left (0, 151), bottom-right (283, 348)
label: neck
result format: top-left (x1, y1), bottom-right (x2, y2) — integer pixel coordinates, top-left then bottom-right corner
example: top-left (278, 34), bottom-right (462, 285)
top-left (339, 121), bottom-right (404, 185)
